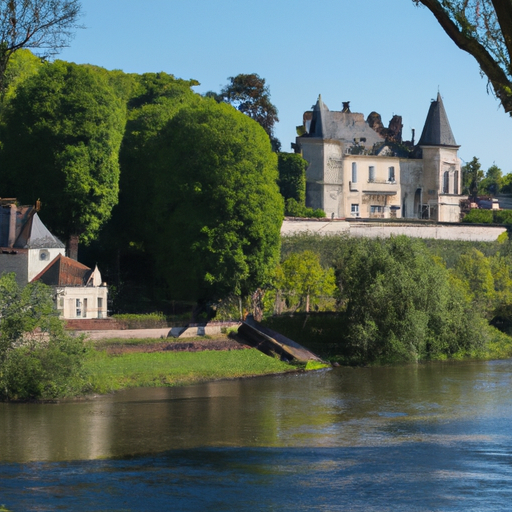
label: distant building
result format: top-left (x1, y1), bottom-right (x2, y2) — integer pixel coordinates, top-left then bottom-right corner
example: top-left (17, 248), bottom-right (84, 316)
top-left (293, 93), bottom-right (462, 222)
top-left (0, 200), bottom-right (107, 319)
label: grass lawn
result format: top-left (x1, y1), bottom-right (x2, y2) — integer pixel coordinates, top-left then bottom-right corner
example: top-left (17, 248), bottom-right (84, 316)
top-left (85, 348), bottom-right (296, 394)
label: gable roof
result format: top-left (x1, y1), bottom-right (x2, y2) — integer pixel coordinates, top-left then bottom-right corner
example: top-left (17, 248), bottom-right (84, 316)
top-left (31, 254), bottom-right (92, 286)
top-left (417, 92), bottom-right (458, 147)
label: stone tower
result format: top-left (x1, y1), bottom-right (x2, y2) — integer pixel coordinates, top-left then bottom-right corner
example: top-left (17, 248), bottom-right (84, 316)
top-left (416, 92), bottom-right (462, 222)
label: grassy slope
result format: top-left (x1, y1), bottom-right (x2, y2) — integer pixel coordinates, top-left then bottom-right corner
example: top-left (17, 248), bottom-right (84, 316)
top-left (85, 348), bottom-right (294, 394)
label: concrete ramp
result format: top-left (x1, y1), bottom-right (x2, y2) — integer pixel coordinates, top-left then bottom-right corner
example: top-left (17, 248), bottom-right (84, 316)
top-left (238, 317), bottom-right (323, 363)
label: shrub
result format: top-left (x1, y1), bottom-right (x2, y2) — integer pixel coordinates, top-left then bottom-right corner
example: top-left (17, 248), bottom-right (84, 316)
top-left (462, 209), bottom-right (493, 224)
top-left (0, 334), bottom-right (89, 400)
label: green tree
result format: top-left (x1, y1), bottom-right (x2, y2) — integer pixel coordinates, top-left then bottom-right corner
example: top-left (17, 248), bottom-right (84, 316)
top-left (501, 172), bottom-right (512, 193)
top-left (148, 98), bottom-right (284, 304)
top-left (278, 251), bottom-right (336, 313)
top-left (1, 48), bottom-right (42, 104)
top-left (462, 156), bottom-right (484, 197)
top-left (413, 0), bottom-right (512, 115)
top-left (334, 236), bottom-right (482, 363)
top-left (0, 273), bottom-right (88, 400)
top-left (0, 61), bottom-right (126, 255)
top-left (453, 248), bottom-right (496, 317)
top-left (220, 73), bottom-right (280, 151)
top-left (278, 153), bottom-right (307, 204)
top-left (479, 164), bottom-right (503, 195)
top-left (0, 0), bottom-right (82, 91)
top-left (113, 73), bottom-right (200, 252)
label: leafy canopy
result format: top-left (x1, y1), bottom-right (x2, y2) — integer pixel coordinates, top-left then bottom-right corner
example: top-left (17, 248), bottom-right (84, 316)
top-left (220, 73), bottom-right (280, 151)
top-left (0, 273), bottom-right (88, 401)
top-left (148, 98), bottom-right (284, 302)
top-left (0, 60), bottom-right (126, 244)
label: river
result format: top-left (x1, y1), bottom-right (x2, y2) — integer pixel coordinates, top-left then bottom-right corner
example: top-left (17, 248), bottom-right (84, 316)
top-left (1, 359), bottom-right (512, 510)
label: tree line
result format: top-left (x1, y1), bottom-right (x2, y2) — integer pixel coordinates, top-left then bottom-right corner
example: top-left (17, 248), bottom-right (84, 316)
top-left (262, 234), bottom-right (512, 365)
top-left (0, 52), bottom-right (313, 312)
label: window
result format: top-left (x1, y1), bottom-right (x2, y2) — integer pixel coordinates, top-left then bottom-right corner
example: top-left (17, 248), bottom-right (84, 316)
top-left (368, 166), bottom-right (375, 182)
top-left (454, 171), bottom-right (459, 195)
top-left (351, 162), bottom-right (357, 183)
top-left (83, 298), bottom-right (87, 318)
top-left (76, 298), bottom-right (81, 318)
top-left (370, 205), bottom-right (383, 213)
top-left (388, 166), bottom-right (395, 182)
top-left (443, 171), bottom-right (449, 194)
top-left (97, 297), bottom-right (103, 319)
top-left (351, 204), bottom-right (359, 216)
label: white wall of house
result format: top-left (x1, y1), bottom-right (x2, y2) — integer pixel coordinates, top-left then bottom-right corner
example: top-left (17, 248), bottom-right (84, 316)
top-left (56, 286), bottom-right (109, 319)
top-left (27, 248), bottom-right (66, 282)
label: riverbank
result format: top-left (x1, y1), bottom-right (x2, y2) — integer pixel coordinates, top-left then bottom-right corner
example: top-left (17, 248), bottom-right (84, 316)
top-left (84, 336), bottom-right (301, 395)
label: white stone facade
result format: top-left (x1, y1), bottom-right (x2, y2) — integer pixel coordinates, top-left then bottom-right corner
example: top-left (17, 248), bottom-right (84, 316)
top-left (295, 94), bottom-right (463, 222)
top-left (56, 285), bottom-right (109, 319)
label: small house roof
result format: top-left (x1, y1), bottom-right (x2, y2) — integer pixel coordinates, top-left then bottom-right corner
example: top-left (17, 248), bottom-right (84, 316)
top-left (31, 254), bottom-right (93, 286)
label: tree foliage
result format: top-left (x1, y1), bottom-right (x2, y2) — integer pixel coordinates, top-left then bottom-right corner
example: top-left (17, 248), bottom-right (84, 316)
top-left (112, 73), bottom-right (200, 252)
top-left (278, 153), bottom-right (307, 204)
top-left (0, 0), bottom-right (82, 90)
top-left (1, 48), bottom-right (41, 102)
top-left (0, 61), bottom-right (126, 246)
top-left (147, 99), bottom-right (284, 302)
top-left (462, 156), bottom-right (484, 197)
top-left (0, 273), bottom-right (88, 401)
top-left (278, 251), bottom-right (336, 313)
top-left (414, 0), bottom-right (512, 115)
top-left (220, 73), bottom-right (280, 151)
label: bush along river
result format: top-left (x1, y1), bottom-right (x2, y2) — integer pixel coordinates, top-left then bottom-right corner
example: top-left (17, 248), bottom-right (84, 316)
top-left (1, 359), bottom-right (512, 511)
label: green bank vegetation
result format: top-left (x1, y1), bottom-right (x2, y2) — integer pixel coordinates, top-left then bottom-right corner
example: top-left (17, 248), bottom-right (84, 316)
top-left (257, 234), bottom-right (512, 365)
top-left (85, 349), bottom-right (292, 394)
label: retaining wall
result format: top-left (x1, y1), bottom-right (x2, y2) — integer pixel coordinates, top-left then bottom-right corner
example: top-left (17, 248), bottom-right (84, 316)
top-left (281, 219), bottom-right (506, 242)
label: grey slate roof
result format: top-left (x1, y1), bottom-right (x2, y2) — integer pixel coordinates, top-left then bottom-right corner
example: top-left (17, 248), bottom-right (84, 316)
top-left (306, 95), bottom-right (385, 148)
top-left (417, 92), bottom-right (458, 147)
top-left (18, 213), bottom-right (65, 249)
top-left (0, 204), bottom-right (65, 249)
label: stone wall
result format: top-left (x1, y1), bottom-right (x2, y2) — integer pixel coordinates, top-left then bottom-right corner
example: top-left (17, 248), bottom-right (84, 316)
top-left (281, 218), bottom-right (506, 242)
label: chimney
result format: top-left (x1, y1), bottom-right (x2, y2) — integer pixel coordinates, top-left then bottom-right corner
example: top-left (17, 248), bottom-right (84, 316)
top-left (7, 204), bottom-right (16, 247)
top-left (67, 234), bottom-right (79, 261)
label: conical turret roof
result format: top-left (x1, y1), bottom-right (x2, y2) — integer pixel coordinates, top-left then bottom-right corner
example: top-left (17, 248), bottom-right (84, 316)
top-left (308, 94), bottom-right (328, 138)
top-left (418, 92), bottom-right (458, 147)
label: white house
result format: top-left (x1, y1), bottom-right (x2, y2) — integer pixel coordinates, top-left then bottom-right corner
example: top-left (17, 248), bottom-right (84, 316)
top-left (0, 200), bottom-right (108, 319)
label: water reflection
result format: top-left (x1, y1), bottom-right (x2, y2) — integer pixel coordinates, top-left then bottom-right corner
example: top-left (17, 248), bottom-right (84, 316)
top-left (0, 360), bottom-right (511, 463)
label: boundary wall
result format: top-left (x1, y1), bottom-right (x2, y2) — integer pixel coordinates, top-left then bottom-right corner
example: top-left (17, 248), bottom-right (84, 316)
top-left (281, 219), bottom-right (507, 242)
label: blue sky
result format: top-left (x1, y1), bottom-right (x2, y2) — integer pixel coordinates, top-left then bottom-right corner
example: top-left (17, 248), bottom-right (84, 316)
top-left (59, 0), bottom-right (512, 173)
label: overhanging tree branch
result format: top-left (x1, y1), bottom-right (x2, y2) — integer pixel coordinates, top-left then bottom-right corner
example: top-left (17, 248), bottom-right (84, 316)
top-left (415, 0), bottom-right (512, 114)
top-left (0, 0), bottom-right (82, 90)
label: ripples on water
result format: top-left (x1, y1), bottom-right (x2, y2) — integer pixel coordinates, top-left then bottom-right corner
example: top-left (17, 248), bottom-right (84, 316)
top-left (1, 360), bottom-right (512, 511)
